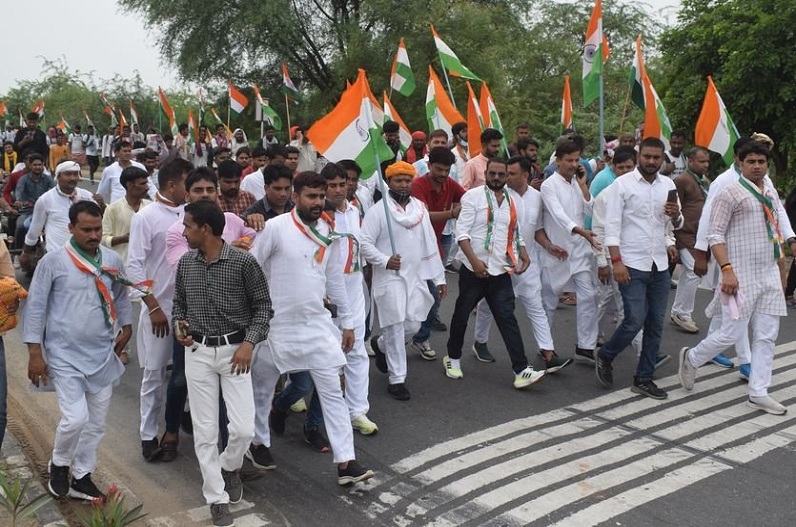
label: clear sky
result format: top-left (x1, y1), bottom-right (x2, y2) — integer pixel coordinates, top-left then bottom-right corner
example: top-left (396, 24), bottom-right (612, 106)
top-left (0, 0), bottom-right (682, 95)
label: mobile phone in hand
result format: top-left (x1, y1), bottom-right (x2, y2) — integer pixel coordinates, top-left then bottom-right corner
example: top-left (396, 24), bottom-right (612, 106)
top-left (667, 189), bottom-right (678, 203)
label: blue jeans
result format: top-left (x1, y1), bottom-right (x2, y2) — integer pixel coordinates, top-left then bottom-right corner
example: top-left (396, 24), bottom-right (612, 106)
top-left (599, 266), bottom-right (670, 382)
top-left (0, 338), bottom-right (6, 449)
top-left (272, 372), bottom-right (323, 430)
top-left (413, 281), bottom-right (440, 344)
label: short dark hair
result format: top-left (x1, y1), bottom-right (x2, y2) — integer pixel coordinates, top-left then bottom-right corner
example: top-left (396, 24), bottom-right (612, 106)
top-left (28, 153), bottom-right (45, 163)
top-left (251, 145), bottom-right (267, 158)
top-left (236, 146), bottom-right (251, 157)
top-left (516, 137), bottom-right (540, 151)
top-left (178, 123), bottom-right (189, 132)
top-left (383, 120), bottom-right (399, 134)
top-left (185, 200), bottom-right (225, 236)
top-left (516, 123), bottom-right (530, 131)
top-left (114, 141), bottom-right (132, 152)
top-left (144, 150), bottom-right (159, 160)
top-left (282, 145), bottom-right (300, 157)
top-left (293, 171), bottom-right (327, 193)
top-left (737, 141), bottom-right (770, 162)
top-left (506, 155), bottom-right (532, 174)
top-left (555, 140), bottom-right (581, 158)
top-left (26, 112), bottom-right (38, 121)
top-left (639, 137), bottom-right (666, 152)
top-left (451, 122), bottom-right (467, 136)
top-left (733, 137), bottom-right (754, 155)
top-left (670, 130), bottom-right (687, 140)
top-left (263, 163), bottom-right (294, 186)
top-left (428, 146), bottom-right (455, 167)
top-left (217, 160), bottom-right (243, 180)
top-left (486, 157), bottom-right (508, 171)
top-left (185, 167), bottom-right (218, 191)
top-left (338, 159), bottom-right (362, 176)
top-left (429, 129), bottom-right (449, 142)
top-left (163, 133), bottom-right (174, 142)
top-left (264, 124), bottom-right (275, 132)
top-left (480, 128), bottom-right (503, 146)
top-left (69, 200), bottom-right (103, 224)
top-left (158, 158), bottom-right (193, 189)
top-left (612, 146), bottom-right (637, 166)
top-left (213, 147), bottom-right (231, 157)
top-left (687, 146), bottom-right (710, 159)
top-left (120, 166), bottom-right (149, 189)
top-left (570, 134), bottom-right (586, 151)
top-left (320, 162), bottom-right (347, 181)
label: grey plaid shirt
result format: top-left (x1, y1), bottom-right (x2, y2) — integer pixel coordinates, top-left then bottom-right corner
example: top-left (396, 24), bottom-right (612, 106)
top-left (173, 242), bottom-right (272, 345)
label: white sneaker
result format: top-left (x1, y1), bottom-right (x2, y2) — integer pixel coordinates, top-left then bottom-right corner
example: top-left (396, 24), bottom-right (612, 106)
top-left (411, 340), bottom-right (436, 360)
top-left (747, 395), bottom-right (787, 415)
top-left (670, 314), bottom-right (699, 334)
top-left (351, 414), bottom-right (379, 435)
top-left (513, 367), bottom-right (545, 389)
top-left (678, 347), bottom-right (697, 390)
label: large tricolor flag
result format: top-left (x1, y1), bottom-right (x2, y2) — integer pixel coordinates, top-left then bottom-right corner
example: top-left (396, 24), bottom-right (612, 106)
top-left (561, 75), bottom-right (573, 131)
top-left (390, 38), bottom-right (416, 97)
top-left (32, 99), bottom-right (45, 123)
top-left (426, 66), bottom-right (465, 137)
top-left (582, 0), bottom-right (610, 107)
top-left (281, 64), bottom-right (302, 103)
top-left (479, 82), bottom-right (504, 137)
top-left (629, 35), bottom-right (646, 110)
top-left (56, 114), bottom-right (71, 135)
top-left (228, 80), bottom-right (249, 117)
top-left (158, 87), bottom-right (178, 135)
top-left (383, 91), bottom-right (411, 153)
top-left (307, 69), bottom-right (394, 180)
top-left (253, 84), bottom-right (282, 130)
top-left (129, 101), bottom-right (139, 126)
top-left (431, 25), bottom-right (480, 81)
top-left (466, 81), bottom-right (485, 158)
top-left (695, 76), bottom-right (740, 165)
top-left (642, 74), bottom-right (672, 149)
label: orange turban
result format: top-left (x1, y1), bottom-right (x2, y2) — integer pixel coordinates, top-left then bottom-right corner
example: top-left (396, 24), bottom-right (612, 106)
top-left (385, 161), bottom-right (417, 179)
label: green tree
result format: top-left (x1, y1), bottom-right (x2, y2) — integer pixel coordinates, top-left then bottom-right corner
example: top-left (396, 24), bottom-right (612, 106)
top-left (659, 0), bottom-right (796, 183)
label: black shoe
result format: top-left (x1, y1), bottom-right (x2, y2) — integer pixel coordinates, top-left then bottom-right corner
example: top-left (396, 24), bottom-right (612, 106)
top-left (68, 473), bottom-right (106, 501)
top-left (160, 433), bottom-right (179, 462)
top-left (631, 379), bottom-right (668, 400)
top-left (180, 410), bottom-right (193, 435)
top-left (210, 503), bottom-right (234, 527)
top-left (245, 443), bottom-right (276, 470)
top-left (370, 335), bottom-right (388, 374)
top-left (539, 352), bottom-right (573, 374)
top-left (387, 382), bottom-right (411, 400)
top-left (575, 346), bottom-right (596, 364)
top-left (221, 469), bottom-right (243, 504)
top-left (303, 427), bottom-right (330, 453)
top-left (432, 318), bottom-right (448, 332)
top-left (269, 406), bottom-right (289, 436)
top-left (595, 352), bottom-right (613, 387)
top-left (337, 460), bottom-right (375, 485)
top-left (142, 438), bottom-right (161, 461)
top-left (48, 461), bottom-right (70, 498)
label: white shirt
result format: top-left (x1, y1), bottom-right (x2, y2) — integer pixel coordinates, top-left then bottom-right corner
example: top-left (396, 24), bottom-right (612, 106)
top-left (68, 133), bottom-right (85, 154)
top-left (240, 170), bottom-right (265, 201)
top-left (84, 134), bottom-right (99, 156)
top-left (666, 151), bottom-right (686, 178)
top-left (604, 169), bottom-right (682, 272)
top-left (97, 160), bottom-right (146, 205)
top-left (455, 185), bottom-right (525, 276)
top-left (24, 186), bottom-right (95, 251)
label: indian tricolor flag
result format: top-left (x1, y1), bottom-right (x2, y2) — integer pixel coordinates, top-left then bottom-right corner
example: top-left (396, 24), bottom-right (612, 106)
top-left (628, 35), bottom-right (646, 110)
top-left (466, 81), bottom-right (485, 158)
top-left (32, 99), bottom-right (45, 123)
top-left (118, 108), bottom-right (127, 129)
top-left (56, 115), bottom-right (71, 135)
top-left (228, 81), bottom-right (249, 117)
top-left (695, 76), bottom-right (740, 165)
top-left (383, 92), bottom-right (411, 153)
top-left (210, 108), bottom-right (233, 137)
top-left (307, 69), bottom-right (394, 180)
top-left (281, 64), bottom-right (302, 103)
top-left (642, 74), bottom-right (672, 150)
top-left (0, 101), bottom-right (6, 118)
top-left (158, 86), bottom-right (178, 135)
top-left (561, 75), bottom-right (573, 131)
top-left (84, 111), bottom-right (95, 129)
top-left (129, 101), bottom-right (139, 126)
top-left (431, 25), bottom-right (480, 81)
top-left (187, 108), bottom-right (197, 145)
top-left (390, 38), bottom-right (416, 97)
top-left (582, 0), bottom-right (610, 107)
top-left (479, 82), bottom-right (504, 136)
top-left (426, 66), bottom-right (465, 138)
top-left (253, 85), bottom-right (282, 130)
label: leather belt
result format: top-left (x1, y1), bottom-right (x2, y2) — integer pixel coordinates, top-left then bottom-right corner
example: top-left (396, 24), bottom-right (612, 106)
top-left (191, 330), bottom-right (246, 347)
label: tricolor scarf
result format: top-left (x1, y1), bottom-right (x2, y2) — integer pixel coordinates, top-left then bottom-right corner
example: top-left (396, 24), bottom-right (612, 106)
top-left (350, 196), bottom-right (365, 223)
top-left (291, 209), bottom-right (361, 273)
top-left (686, 168), bottom-right (710, 198)
top-left (738, 177), bottom-right (783, 259)
top-left (66, 239), bottom-right (153, 326)
top-left (484, 186), bottom-right (521, 270)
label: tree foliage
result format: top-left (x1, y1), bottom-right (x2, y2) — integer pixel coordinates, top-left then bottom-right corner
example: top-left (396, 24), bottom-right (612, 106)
top-left (659, 0), bottom-right (796, 181)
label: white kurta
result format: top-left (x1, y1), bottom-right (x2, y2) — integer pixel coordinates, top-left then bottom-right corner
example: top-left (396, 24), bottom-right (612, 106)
top-left (97, 160), bottom-right (146, 205)
top-left (539, 172), bottom-right (594, 291)
top-left (126, 200), bottom-right (184, 369)
top-left (360, 196), bottom-right (445, 328)
top-left (251, 212), bottom-right (351, 373)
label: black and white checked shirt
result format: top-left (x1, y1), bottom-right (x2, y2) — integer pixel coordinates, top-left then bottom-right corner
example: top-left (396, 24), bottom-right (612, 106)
top-left (173, 242), bottom-right (273, 345)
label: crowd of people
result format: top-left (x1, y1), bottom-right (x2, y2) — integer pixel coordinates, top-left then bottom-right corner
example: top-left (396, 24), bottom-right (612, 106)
top-left (3, 110), bottom-right (796, 527)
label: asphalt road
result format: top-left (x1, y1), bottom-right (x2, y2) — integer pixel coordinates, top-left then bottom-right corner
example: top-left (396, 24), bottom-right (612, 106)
top-left (5, 178), bottom-right (796, 526)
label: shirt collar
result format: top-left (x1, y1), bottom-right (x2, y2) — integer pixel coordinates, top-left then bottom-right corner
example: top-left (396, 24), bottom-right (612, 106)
top-left (193, 241), bottom-right (233, 263)
top-left (631, 168), bottom-right (663, 184)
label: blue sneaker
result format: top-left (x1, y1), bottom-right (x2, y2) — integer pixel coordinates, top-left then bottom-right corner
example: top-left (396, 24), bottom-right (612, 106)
top-left (739, 363), bottom-right (751, 381)
top-left (710, 353), bottom-right (734, 369)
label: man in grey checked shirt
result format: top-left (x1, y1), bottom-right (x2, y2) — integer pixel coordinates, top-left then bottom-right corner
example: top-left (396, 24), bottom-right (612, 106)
top-left (172, 200), bottom-right (272, 527)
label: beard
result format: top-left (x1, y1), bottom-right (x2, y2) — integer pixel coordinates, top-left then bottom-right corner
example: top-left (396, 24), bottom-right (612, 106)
top-left (297, 205), bottom-right (322, 223)
top-left (486, 180), bottom-right (506, 191)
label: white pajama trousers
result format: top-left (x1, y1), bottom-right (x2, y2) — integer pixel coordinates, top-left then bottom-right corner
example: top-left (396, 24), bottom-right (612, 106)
top-left (339, 316), bottom-right (370, 420)
top-left (251, 342), bottom-right (281, 448)
top-left (541, 269), bottom-right (599, 350)
top-left (140, 367), bottom-right (167, 441)
top-left (185, 343), bottom-right (254, 505)
top-left (52, 380), bottom-right (113, 479)
top-left (474, 266), bottom-right (555, 350)
top-left (597, 279), bottom-right (642, 355)
top-left (378, 320), bottom-right (422, 385)
top-left (309, 367), bottom-right (356, 463)
top-left (671, 249), bottom-right (702, 320)
top-left (706, 310), bottom-right (752, 364)
top-left (688, 307), bottom-right (779, 397)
